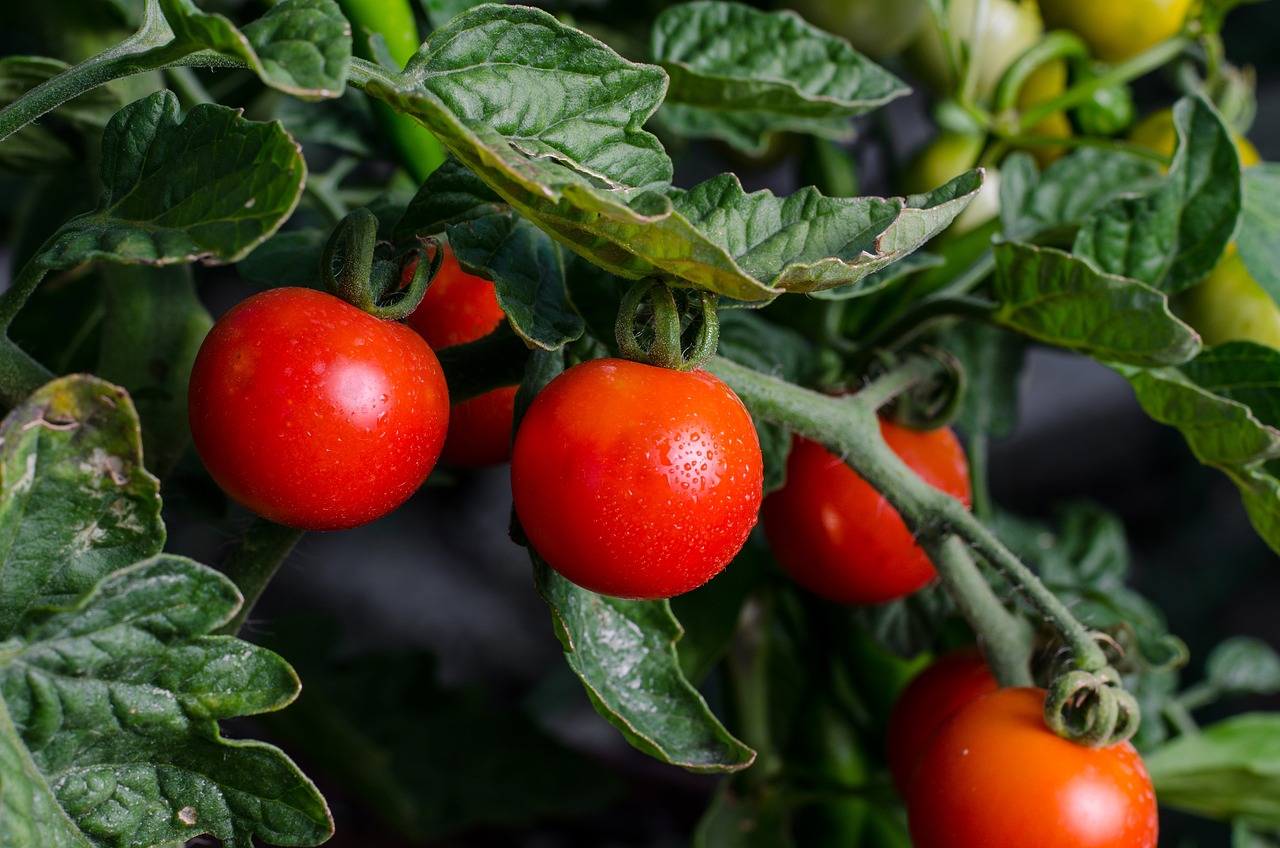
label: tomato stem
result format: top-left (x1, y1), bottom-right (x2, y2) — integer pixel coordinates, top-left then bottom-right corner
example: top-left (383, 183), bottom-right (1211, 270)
top-left (322, 208), bottom-right (442, 320)
top-left (616, 280), bottom-right (720, 371)
top-left (215, 517), bottom-right (306, 637)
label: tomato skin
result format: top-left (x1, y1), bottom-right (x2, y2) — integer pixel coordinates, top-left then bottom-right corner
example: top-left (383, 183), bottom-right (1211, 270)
top-left (510, 358), bottom-right (763, 600)
top-left (908, 687), bottom-right (1159, 848)
top-left (885, 646), bottom-right (999, 794)
top-left (405, 244), bottom-right (516, 466)
top-left (1041, 0), bottom-right (1191, 64)
top-left (762, 421), bottom-right (971, 605)
top-left (188, 287), bottom-right (449, 531)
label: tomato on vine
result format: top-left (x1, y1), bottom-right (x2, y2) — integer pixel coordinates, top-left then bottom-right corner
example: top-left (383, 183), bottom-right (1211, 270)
top-left (188, 286), bottom-right (450, 531)
top-left (1040, 0), bottom-right (1192, 64)
top-left (907, 687), bottom-right (1159, 848)
top-left (885, 646), bottom-right (998, 794)
top-left (510, 358), bottom-right (763, 600)
top-left (405, 243), bottom-right (518, 466)
top-left (907, 0), bottom-right (1042, 101)
top-left (762, 419), bottom-right (971, 605)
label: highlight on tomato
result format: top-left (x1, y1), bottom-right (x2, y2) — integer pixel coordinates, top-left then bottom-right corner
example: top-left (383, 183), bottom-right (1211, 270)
top-left (510, 357), bottom-right (764, 600)
top-left (762, 419), bottom-right (971, 605)
top-left (188, 286), bottom-right (450, 531)
top-left (404, 242), bottom-right (518, 466)
top-left (907, 687), bottom-right (1159, 848)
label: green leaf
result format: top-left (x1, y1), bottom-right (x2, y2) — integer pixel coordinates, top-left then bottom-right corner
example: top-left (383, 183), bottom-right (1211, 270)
top-left (258, 616), bottom-right (621, 840)
top-left (420, 0), bottom-right (503, 29)
top-left (652, 1), bottom-right (908, 154)
top-left (38, 91), bottom-right (306, 270)
top-left (998, 148), bottom-right (1163, 242)
top-left (162, 0), bottom-right (351, 99)
top-left (1, 556), bottom-right (332, 848)
top-left (96, 265), bottom-right (214, 479)
top-left (1072, 95), bottom-right (1243, 295)
top-left (670, 538), bottom-right (768, 684)
top-left (1237, 163), bottom-right (1280, 305)
top-left (810, 252), bottom-right (944, 301)
top-left (940, 322), bottom-right (1025, 438)
top-left (1147, 713), bottom-right (1280, 828)
top-left (1206, 637), bottom-right (1280, 698)
top-left (991, 241), bottom-right (1200, 366)
top-left (693, 781), bottom-right (795, 848)
top-left (0, 375), bottom-right (163, 640)
top-left (446, 214), bottom-right (584, 350)
top-left (533, 557), bottom-right (756, 773)
top-left (849, 583), bottom-right (954, 659)
top-left (0, 57), bottom-right (122, 172)
top-left (394, 156), bottom-right (507, 238)
top-left (236, 228), bottom-right (327, 290)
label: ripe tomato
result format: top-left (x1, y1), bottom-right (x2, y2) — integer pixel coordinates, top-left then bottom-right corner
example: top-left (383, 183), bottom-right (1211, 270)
top-left (405, 243), bottom-right (517, 466)
top-left (885, 646), bottom-right (999, 794)
top-left (762, 420), bottom-right (971, 605)
top-left (510, 358), bottom-right (763, 600)
top-left (188, 287), bottom-right (449, 531)
top-left (907, 0), bottom-right (1042, 101)
top-left (907, 687), bottom-right (1159, 848)
top-left (1041, 0), bottom-right (1191, 64)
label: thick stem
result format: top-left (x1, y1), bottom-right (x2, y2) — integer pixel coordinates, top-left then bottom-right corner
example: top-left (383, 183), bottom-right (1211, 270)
top-left (217, 517), bottom-right (306, 637)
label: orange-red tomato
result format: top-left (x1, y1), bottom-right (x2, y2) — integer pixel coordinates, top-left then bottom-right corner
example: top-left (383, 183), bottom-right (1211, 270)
top-left (762, 420), bottom-right (971, 605)
top-left (189, 287), bottom-right (449, 530)
top-left (511, 358), bottom-right (763, 600)
top-left (908, 687), bottom-right (1159, 848)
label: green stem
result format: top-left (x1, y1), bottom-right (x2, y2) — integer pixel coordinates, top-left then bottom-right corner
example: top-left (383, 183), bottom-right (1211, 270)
top-left (993, 31), bottom-right (1090, 114)
top-left (0, 337), bottom-right (57, 409)
top-left (217, 517), bottom-right (306, 637)
top-left (0, 256), bottom-right (52, 334)
top-left (968, 433), bottom-right (994, 522)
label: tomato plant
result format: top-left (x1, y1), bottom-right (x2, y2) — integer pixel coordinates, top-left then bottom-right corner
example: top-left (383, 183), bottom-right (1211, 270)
top-left (907, 687), bottom-right (1160, 848)
top-left (511, 358), bottom-right (762, 600)
top-left (405, 243), bottom-right (518, 465)
top-left (188, 286), bottom-right (450, 530)
top-left (0, 0), bottom-right (1279, 845)
top-left (761, 420), bottom-right (971, 605)
top-left (885, 646), bottom-right (999, 793)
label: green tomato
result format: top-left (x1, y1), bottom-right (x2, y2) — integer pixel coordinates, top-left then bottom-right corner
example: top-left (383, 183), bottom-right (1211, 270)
top-left (782, 0), bottom-right (929, 59)
top-left (1040, 0), bottom-right (1191, 64)
top-left (907, 0), bottom-right (1043, 101)
top-left (1179, 250), bottom-right (1280, 348)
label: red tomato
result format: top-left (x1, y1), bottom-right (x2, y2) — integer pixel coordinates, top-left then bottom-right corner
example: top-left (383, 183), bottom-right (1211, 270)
top-left (405, 244), bottom-right (516, 466)
top-left (188, 286), bottom-right (449, 531)
top-left (510, 358), bottom-right (763, 600)
top-left (885, 646), bottom-right (999, 794)
top-left (907, 687), bottom-right (1159, 848)
top-left (762, 420), bottom-right (971, 605)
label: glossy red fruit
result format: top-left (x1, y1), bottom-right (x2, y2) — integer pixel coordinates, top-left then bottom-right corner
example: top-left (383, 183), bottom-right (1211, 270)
top-left (907, 687), bottom-right (1159, 848)
top-left (511, 358), bottom-right (763, 600)
top-left (762, 420), bottom-right (971, 605)
top-left (405, 244), bottom-right (516, 466)
top-left (885, 646), bottom-right (999, 794)
top-left (188, 286), bottom-right (449, 530)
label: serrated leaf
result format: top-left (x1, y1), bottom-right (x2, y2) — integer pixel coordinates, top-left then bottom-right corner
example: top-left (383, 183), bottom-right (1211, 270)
top-left (0, 57), bottom-right (122, 172)
top-left (446, 214), bottom-right (584, 350)
top-left (162, 0), bottom-right (351, 99)
top-left (1147, 713), bottom-right (1280, 828)
top-left (533, 557), bottom-right (755, 773)
top-left (1073, 95), bottom-right (1242, 295)
top-left (652, 1), bottom-right (908, 153)
top-left (37, 91), bottom-right (305, 269)
top-left (849, 583), bottom-right (954, 659)
top-left (998, 148), bottom-right (1163, 242)
top-left (0, 376), bottom-right (163, 640)
top-left (96, 265), bottom-right (213, 479)
top-left (0, 556), bottom-right (331, 848)
top-left (810, 252), bottom-right (943, 301)
top-left (1206, 637), bottom-right (1280, 698)
top-left (1237, 164), bottom-right (1280, 305)
top-left (992, 242), bottom-right (1200, 366)
top-left (394, 156), bottom-right (507, 239)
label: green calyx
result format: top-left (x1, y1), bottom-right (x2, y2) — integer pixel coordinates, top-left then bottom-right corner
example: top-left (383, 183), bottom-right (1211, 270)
top-left (615, 279), bottom-right (721, 371)
top-left (321, 207), bottom-right (442, 321)
top-left (1045, 661), bottom-right (1141, 749)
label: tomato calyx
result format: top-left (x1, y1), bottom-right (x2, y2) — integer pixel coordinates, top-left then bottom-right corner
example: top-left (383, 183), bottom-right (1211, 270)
top-left (322, 207), bottom-right (443, 321)
top-left (615, 278), bottom-right (720, 371)
top-left (1046, 660), bottom-right (1142, 748)
top-left (870, 347), bottom-right (967, 432)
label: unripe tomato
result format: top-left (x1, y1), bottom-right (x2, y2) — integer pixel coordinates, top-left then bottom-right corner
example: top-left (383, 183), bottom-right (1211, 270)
top-left (907, 687), bottom-right (1159, 848)
top-left (761, 420), bottom-right (971, 605)
top-left (903, 132), bottom-right (1001, 234)
top-left (1178, 248), bottom-right (1280, 348)
top-left (188, 287), bottom-right (449, 530)
top-left (405, 244), bottom-right (517, 466)
top-left (1128, 107), bottom-right (1261, 167)
top-left (511, 358), bottom-right (763, 600)
top-left (907, 0), bottom-right (1042, 101)
top-left (782, 0), bottom-right (929, 59)
top-left (1041, 0), bottom-right (1192, 64)
top-left (1016, 59), bottom-right (1071, 167)
top-left (885, 646), bottom-right (998, 794)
